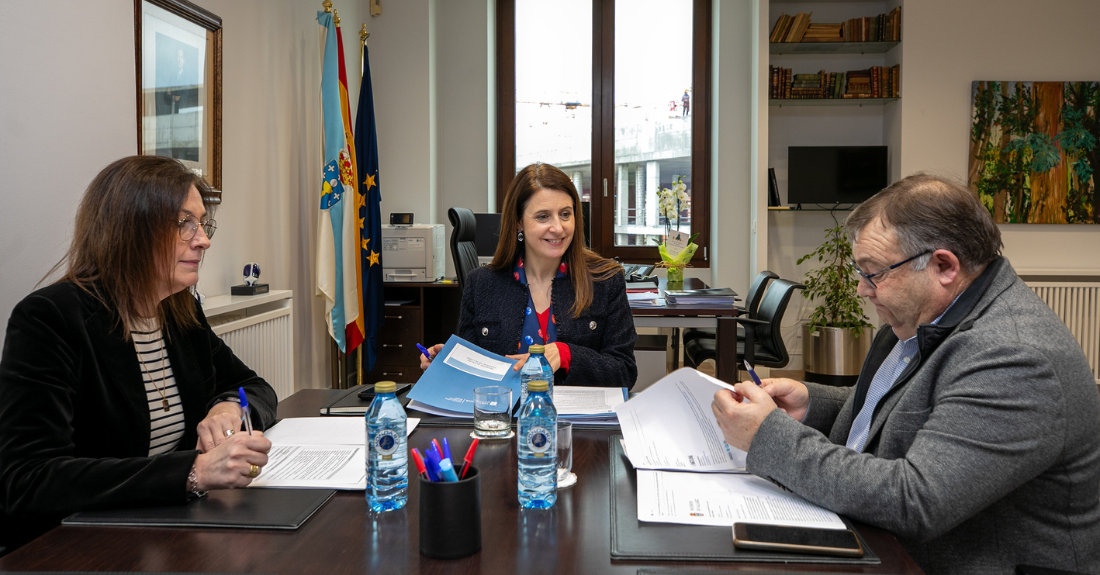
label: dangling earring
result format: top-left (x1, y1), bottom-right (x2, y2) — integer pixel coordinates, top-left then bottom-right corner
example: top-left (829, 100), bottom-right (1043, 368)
top-left (518, 230), bottom-right (524, 242)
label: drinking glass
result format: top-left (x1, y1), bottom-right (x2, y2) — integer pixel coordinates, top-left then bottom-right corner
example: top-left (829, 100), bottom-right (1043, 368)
top-left (556, 421), bottom-right (576, 488)
top-left (473, 386), bottom-right (513, 439)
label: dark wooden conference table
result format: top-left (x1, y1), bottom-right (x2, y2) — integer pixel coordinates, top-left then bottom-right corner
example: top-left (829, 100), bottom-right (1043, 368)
top-left (0, 389), bottom-right (925, 574)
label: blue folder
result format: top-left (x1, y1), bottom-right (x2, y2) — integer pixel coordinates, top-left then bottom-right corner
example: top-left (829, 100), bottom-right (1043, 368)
top-left (406, 334), bottom-right (523, 414)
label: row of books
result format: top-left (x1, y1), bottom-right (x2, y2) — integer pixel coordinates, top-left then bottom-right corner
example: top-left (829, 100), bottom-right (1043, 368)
top-left (769, 7), bottom-right (900, 43)
top-left (769, 65), bottom-right (900, 100)
top-left (844, 7), bottom-right (901, 42)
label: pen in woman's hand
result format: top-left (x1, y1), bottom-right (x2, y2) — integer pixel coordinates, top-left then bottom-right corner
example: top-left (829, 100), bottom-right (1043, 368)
top-left (417, 343), bottom-right (432, 362)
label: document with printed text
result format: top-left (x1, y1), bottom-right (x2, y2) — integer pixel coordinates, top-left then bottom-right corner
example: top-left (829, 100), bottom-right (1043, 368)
top-left (613, 367), bottom-right (747, 472)
top-left (636, 469), bottom-right (846, 529)
top-left (250, 416), bottom-right (420, 490)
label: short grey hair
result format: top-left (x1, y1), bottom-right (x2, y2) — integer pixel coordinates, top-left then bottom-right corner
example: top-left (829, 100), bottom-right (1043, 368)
top-left (845, 173), bottom-right (1002, 273)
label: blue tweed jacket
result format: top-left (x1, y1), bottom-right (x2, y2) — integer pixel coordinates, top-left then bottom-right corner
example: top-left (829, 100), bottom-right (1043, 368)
top-left (458, 265), bottom-right (638, 389)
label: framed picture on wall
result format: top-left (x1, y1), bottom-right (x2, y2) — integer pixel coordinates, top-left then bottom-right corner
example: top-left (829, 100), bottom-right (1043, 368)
top-left (135, 0), bottom-right (222, 203)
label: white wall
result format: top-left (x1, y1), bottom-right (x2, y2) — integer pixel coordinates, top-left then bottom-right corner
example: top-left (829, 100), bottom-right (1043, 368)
top-left (0, 0), bottom-right (369, 391)
top-left (899, 0), bottom-right (1100, 275)
top-left (766, 0), bottom-right (1100, 367)
top-left (0, 1), bottom-right (135, 353)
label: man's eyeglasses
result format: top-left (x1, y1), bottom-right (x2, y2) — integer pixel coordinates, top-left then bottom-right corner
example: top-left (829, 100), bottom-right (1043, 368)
top-left (850, 250), bottom-right (931, 288)
top-left (178, 216), bottom-right (217, 241)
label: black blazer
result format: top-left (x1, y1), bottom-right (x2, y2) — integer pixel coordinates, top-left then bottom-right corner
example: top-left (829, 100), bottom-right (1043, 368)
top-left (458, 265), bottom-right (638, 389)
top-left (0, 282), bottom-right (278, 549)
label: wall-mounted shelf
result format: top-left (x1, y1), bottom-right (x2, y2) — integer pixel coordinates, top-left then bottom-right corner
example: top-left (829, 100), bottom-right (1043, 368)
top-left (770, 97), bottom-right (898, 107)
top-left (770, 41), bottom-right (898, 55)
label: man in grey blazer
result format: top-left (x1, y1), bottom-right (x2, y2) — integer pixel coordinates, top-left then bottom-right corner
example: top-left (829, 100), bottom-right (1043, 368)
top-left (712, 174), bottom-right (1100, 575)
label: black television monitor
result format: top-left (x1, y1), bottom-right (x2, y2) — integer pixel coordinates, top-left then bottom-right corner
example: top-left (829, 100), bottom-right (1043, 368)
top-left (787, 146), bottom-right (888, 206)
top-left (473, 213), bottom-right (502, 261)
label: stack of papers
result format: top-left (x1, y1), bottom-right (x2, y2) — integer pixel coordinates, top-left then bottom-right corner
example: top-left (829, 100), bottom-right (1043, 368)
top-left (251, 416), bottom-right (420, 490)
top-left (614, 368), bottom-right (846, 529)
top-left (555, 386), bottom-right (626, 426)
top-left (663, 287), bottom-right (739, 305)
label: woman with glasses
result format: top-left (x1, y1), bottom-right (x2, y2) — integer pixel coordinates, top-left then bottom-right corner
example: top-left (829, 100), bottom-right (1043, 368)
top-left (0, 156), bottom-right (276, 551)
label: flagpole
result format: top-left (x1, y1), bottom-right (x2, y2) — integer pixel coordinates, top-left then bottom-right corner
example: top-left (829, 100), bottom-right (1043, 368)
top-left (359, 25), bottom-right (368, 81)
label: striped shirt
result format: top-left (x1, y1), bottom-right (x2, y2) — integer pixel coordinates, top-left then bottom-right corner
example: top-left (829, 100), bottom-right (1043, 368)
top-left (131, 319), bottom-right (185, 456)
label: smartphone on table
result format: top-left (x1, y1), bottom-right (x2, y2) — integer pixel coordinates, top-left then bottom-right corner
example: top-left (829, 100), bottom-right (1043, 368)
top-left (732, 523), bottom-right (864, 558)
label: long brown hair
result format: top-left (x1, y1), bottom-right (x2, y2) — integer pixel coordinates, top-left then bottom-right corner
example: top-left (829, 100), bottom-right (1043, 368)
top-left (490, 163), bottom-right (622, 317)
top-left (51, 156), bottom-right (214, 339)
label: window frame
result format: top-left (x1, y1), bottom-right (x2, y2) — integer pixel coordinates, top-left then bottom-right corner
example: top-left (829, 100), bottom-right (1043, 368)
top-left (496, 0), bottom-right (712, 265)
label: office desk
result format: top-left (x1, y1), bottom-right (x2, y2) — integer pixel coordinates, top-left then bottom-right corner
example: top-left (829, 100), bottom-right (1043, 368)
top-left (630, 278), bottom-right (741, 382)
top-left (0, 390), bottom-right (924, 574)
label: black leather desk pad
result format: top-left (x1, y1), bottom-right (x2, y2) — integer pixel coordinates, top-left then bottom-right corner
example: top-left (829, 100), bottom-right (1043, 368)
top-left (62, 488), bottom-right (335, 530)
top-left (609, 437), bottom-right (880, 565)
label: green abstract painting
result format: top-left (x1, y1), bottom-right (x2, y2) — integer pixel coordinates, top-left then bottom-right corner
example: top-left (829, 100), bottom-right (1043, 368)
top-left (969, 81), bottom-right (1099, 224)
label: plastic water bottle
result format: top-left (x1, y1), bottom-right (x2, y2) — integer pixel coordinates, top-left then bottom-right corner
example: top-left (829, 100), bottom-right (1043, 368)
top-left (517, 379), bottom-right (557, 508)
top-left (366, 380), bottom-right (408, 511)
top-left (519, 344), bottom-right (554, 405)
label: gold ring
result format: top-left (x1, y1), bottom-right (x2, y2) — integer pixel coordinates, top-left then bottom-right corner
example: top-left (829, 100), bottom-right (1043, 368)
top-left (224, 429), bottom-right (235, 438)
top-left (247, 464), bottom-right (260, 478)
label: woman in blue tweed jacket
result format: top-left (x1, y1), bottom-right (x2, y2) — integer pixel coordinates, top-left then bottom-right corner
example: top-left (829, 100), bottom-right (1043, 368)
top-left (422, 163), bottom-right (637, 389)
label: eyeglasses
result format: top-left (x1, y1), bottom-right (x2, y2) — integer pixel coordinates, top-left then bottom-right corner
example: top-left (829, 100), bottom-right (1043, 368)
top-left (178, 216), bottom-right (217, 241)
top-left (850, 250), bottom-right (932, 288)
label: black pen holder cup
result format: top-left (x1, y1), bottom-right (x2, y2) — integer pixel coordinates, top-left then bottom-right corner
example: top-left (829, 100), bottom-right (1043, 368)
top-left (418, 466), bottom-right (482, 559)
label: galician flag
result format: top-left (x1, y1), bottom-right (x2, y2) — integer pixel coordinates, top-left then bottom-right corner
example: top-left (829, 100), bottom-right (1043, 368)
top-left (315, 10), bottom-right (359, 352)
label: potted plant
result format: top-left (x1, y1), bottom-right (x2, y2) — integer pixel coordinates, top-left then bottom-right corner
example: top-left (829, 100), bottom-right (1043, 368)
top-left (654, 176), bottom-right (698, 285)
top-left (796, 224), bottom-right (874, 385)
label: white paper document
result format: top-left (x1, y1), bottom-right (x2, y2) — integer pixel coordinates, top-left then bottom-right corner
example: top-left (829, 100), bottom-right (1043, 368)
top-left (250, 416), bottom-right (420, 490)
top-left (554, 386), bottom-right (625, 415)
top-left (613, 367), bottom-right (747, 472)
top-left (443, 342), bottom-right (511, 380)
top-left (636, 469), bottom-right (846, 529)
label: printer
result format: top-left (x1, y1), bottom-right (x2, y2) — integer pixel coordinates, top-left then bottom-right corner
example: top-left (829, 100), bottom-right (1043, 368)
top-left (381, 223), bottom-right (445, 282)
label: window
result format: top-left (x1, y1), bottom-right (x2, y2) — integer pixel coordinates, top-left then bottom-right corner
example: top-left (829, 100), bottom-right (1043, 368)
top-left (497, 0), bottom-right (711, 263)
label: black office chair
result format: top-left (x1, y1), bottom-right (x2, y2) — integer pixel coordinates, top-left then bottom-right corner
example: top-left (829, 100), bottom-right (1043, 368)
top-left (448, 207), bottom-right (479, 291)
top-left (682, 270), bottom-right (779, 356)
top-left (684, 278), bottom-right (803, 373)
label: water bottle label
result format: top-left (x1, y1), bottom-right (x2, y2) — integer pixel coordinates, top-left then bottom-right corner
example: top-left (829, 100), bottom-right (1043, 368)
top-left (373, 429), bottom-right (400, 459)
top-left (525, 426), bottom-right (553, 455)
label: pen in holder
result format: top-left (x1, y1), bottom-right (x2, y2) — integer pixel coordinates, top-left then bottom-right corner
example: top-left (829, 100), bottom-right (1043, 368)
top-left (418, 466), bottom-right (481, 559)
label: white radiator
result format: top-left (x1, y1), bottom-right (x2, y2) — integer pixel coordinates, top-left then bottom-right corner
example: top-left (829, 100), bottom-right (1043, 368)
top-left (204, 292), bottom-right (295, 401)
top-left (1027, 282), bottom-right (1100, 383)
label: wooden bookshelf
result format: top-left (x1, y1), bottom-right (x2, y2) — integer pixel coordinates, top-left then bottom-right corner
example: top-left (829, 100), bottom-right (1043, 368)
top-left (770, 40), bottom-right (898, 55)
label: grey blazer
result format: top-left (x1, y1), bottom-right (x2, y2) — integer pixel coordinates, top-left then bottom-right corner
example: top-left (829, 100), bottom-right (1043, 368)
top-left (748, 257), bottom-right (1100, 575)
top-left (457, 264), bottom-right (638, 389)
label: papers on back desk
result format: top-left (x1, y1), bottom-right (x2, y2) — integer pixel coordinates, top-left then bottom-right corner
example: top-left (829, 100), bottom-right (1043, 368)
top-left (613, 367), bottom-right (747, 472)
top-left (636, 469), bottom-right (846, 529)
top-left (249, 416), bottom-right (420, 490)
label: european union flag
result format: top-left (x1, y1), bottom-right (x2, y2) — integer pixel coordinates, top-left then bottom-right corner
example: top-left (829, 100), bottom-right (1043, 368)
top-left (354, 43), bottom-right (385, 373)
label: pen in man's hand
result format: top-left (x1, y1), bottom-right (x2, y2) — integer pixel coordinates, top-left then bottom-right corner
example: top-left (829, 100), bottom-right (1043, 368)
top-left (416, 343), bottom-right (432, 361)
top-left (238, 387), bottom-right (253, 435)
top-left (743, 361), bottom-right (763, 386)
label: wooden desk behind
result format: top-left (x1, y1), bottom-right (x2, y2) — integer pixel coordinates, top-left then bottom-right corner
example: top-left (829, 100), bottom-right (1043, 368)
top-left (0, 390), bottom-right (924, 574)
top-left (630, 278), bottom-right (742, 382)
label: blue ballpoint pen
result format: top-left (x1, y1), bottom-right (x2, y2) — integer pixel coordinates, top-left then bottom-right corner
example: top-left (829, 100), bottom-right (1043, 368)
top-left (416, 343), bottom-right (432, 361)
top-left (441, 437), bottom-right (453, 462)
top-left (238, 387), bottom-right (253, 435)
top-left (743, 361), bottom-right (763, 386)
